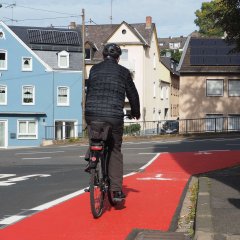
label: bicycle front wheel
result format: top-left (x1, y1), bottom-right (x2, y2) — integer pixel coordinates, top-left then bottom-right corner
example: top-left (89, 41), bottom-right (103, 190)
top-left (89, 168), bottom-right (104, 218)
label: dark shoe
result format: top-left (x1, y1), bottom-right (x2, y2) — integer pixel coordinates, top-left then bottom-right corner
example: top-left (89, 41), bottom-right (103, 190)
top-left (113, 191), bottom-right (126, 202)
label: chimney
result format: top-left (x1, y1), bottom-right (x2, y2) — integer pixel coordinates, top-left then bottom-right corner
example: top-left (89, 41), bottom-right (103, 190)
top-left (145, 16), bottom-right (152, 29)
top-left (69, 22), bottom-right (77, 29)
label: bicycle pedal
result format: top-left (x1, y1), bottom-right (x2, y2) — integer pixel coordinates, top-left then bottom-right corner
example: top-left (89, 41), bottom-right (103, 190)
top-left (84, 187), bottom-right (90, 192)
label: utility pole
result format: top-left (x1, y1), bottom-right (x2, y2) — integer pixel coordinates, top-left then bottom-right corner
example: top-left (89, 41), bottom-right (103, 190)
top-left (81, 8), bottom-right (86, 134)
top-left (110, 0), bottom-right (113, 24)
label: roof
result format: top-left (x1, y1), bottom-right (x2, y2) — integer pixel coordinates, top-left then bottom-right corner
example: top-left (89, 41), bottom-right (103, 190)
top-left (83, 22), bottom-right (156, 61)
top-left (178, 37), bottom-right (240, 74)
top-left (160, 57), bottom-right (180, 76)
top-left (9, 25), bottom-right (82, 52)
top-left (158, 36), bottom-right (187, 50)
top-left (9, 25), bottom-right (83, 71)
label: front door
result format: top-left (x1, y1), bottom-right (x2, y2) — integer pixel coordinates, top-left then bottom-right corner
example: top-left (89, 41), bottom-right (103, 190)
top-left (0, 121), bottom-right (7, 148)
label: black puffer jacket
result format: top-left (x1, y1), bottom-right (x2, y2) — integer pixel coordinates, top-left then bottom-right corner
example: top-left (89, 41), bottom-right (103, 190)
top-left (85, 58), bottom-right (140, 120)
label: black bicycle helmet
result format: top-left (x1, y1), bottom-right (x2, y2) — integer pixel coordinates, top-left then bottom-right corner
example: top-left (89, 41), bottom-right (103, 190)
top-left (102, 43), bottom-right (122, 59)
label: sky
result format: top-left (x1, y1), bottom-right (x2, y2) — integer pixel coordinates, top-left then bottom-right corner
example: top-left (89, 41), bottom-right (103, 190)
top-left (0, 0), bottom-right (211, 38)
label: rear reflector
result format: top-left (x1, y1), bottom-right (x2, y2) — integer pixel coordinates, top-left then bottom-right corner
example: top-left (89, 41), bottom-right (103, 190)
top-left (90, 146), bottom-right (103, 151)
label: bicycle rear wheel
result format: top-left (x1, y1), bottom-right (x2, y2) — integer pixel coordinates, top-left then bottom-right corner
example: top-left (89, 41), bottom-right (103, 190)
top-left (89, 167), bottom-right (104, 218)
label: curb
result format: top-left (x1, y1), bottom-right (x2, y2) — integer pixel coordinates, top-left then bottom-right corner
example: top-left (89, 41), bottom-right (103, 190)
top-left (194, 177), bottom-right (214, 240)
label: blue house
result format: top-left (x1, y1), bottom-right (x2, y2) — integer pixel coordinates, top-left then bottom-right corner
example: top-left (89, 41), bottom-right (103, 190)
top-left (0, 21), bottom-right (83, 148)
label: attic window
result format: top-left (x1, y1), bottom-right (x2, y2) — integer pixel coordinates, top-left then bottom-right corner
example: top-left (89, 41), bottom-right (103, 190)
top-left (122, 29), bottom-right (127, 34)
top-left (58, 51), bottom-right (69, 68)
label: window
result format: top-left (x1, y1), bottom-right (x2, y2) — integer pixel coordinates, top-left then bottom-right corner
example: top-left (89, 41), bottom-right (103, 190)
top-left (153, 81), bottom-right (156, 98)
top-left (58, 51), bottom-right (69, 68)
top-left (85, 48), bottom-right (91, 60)
top-left (22, 57), bottom-right (32, 71)
top-left (121, 49), bottom-right (128, 60)
top-left (0, 29), bottom-right (6, 39)
top-left (228, 80), bottom-right (240, 96)
top-left (205, 114), bottom-right (223, 132)
top-left (0, 85), bottom-right (7, 105)
top-left (18, 120), bottom-right (37, 139)
top-left (206, 79), bottom-right (224, 96)
top-left (57, 86), bottom-right (69, 106)
top-left (0, 50), bottom-right (7, 70)
top-left (22, 86), bottom-right (35, 105)
top-left (153, 53), bottom-right (156, 69)
top-left (228, 114), bottom-right (240, 131)
top-left (122, 29), bottom-right (127, 34)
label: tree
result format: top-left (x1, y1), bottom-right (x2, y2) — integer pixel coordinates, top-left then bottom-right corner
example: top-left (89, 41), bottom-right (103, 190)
top-left (194, 0), bottom-right (224, 37)
top-left (160, 49), bottom-right (182, 62)
top-left (212, 0), bottom-right (240, 52)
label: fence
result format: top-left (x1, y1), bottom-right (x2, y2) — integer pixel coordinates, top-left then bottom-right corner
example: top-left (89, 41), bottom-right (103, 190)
top-left (44, 116), bottom-right (240, 140)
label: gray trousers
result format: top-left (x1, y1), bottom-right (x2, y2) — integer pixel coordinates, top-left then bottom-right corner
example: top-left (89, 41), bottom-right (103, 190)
top-left (86, 116), bottom-right (124, 191)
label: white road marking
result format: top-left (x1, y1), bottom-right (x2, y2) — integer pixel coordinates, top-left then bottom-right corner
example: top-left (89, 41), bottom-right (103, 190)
top-left (195, 150), bottom-right (230, 155)
top-left (21, 157), bottom-right (52, 160)
top-left (0, 174), bottom-right (51, 186)
top-left (138, 153), bottom-right (158, 155)
top-left (123, 146), bottom-right (167, 150)
top-left (0, 215), bottom-right (26, 225)
top-left (31, 189), bottom-right (86, 211)
top-left (15, 151), bottom-right (64, 155)
top-left (137, 173), bottom-right (173, 181)
top-left (0, 174), bottom-right (16, 179)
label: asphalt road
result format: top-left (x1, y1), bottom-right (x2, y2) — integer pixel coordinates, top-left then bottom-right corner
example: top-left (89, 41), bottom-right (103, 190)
top-left (0, 136), bottom-right (240, 227)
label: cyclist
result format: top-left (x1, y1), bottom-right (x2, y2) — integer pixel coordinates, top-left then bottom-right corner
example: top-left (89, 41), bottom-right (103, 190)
top-left (85, 43), bottom-right (140, 201)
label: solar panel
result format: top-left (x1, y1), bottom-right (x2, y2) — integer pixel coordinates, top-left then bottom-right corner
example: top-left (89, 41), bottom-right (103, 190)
top-left (190, 38), bottom-right (240, 66)
top-left (28, 29), bottom-right (80, 46)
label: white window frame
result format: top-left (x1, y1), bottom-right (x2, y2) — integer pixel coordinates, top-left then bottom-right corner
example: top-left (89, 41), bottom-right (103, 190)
top-left (57, 86), bottom-right (70, 106)
top-left (0, 49), bottom-right (7, 70)
top-left (22, 57), bottom-right (33, 71)
top-left (153, 53), bottom-right (156, 69)
top-left (58, 50), bottom-right (69, 68)
top-left (206, 79), bottom-right (224, 97)
top-left (228, 114), bottom-right (240, 131)
top-left (153, 81), bottom-right (156, 98)
top-left (22, 85), bottom-right (35, 105)
top-left (17, 120), bottom-right (38, 139)
top-left (121, 49), bottom-right (128, 61)
top-left (0, 85), bottom-right (7, 105)
top-left (228, 79), bottom-right (240, 97)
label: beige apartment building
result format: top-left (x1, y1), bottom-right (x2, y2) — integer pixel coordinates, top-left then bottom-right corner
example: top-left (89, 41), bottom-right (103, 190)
top-left (178, 36), bottom-right (240, 132)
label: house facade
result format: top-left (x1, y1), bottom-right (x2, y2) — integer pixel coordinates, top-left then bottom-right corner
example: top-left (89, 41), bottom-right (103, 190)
top-left (0, 21), bottom-right (83, 148)
top-left (178, 37), bottom-right (240, 131)
top-left (83, 17), bottom-right (174, 122)
top-left (160, 57), bottom-right (179, 120)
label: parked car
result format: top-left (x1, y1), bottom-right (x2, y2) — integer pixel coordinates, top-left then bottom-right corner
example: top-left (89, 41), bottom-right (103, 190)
top-left (161, 120), bottom-right (179, 134)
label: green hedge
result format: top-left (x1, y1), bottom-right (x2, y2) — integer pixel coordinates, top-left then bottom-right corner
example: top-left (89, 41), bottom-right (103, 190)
top-left (124, 123), bottom-right (141, 135)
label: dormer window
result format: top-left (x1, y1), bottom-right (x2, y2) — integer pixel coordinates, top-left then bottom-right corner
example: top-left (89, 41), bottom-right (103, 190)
top-left (85, 48), bottom-right (91, 60)
top-left (58, 51), bottom-right (69, 68)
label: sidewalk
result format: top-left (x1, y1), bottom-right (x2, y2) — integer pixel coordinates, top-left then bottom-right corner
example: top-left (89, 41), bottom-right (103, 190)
top-left (194, 166), bottom-right (240, 240)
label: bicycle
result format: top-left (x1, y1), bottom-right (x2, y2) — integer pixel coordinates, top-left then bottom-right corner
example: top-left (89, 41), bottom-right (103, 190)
top-left (85, 121), bottom-right (116, 218)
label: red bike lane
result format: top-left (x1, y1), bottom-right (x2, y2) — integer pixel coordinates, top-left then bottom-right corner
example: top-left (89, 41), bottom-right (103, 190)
top-left (0, 150), bottom-right (240, 240)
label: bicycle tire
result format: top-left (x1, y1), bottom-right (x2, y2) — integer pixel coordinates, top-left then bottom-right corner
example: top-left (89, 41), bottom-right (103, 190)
top-left (89, 167), bottom-right (104, 218)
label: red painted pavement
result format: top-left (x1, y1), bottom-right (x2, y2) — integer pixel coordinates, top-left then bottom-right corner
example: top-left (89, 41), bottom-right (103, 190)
top-left (0, 150), bottom-right (240, 240)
